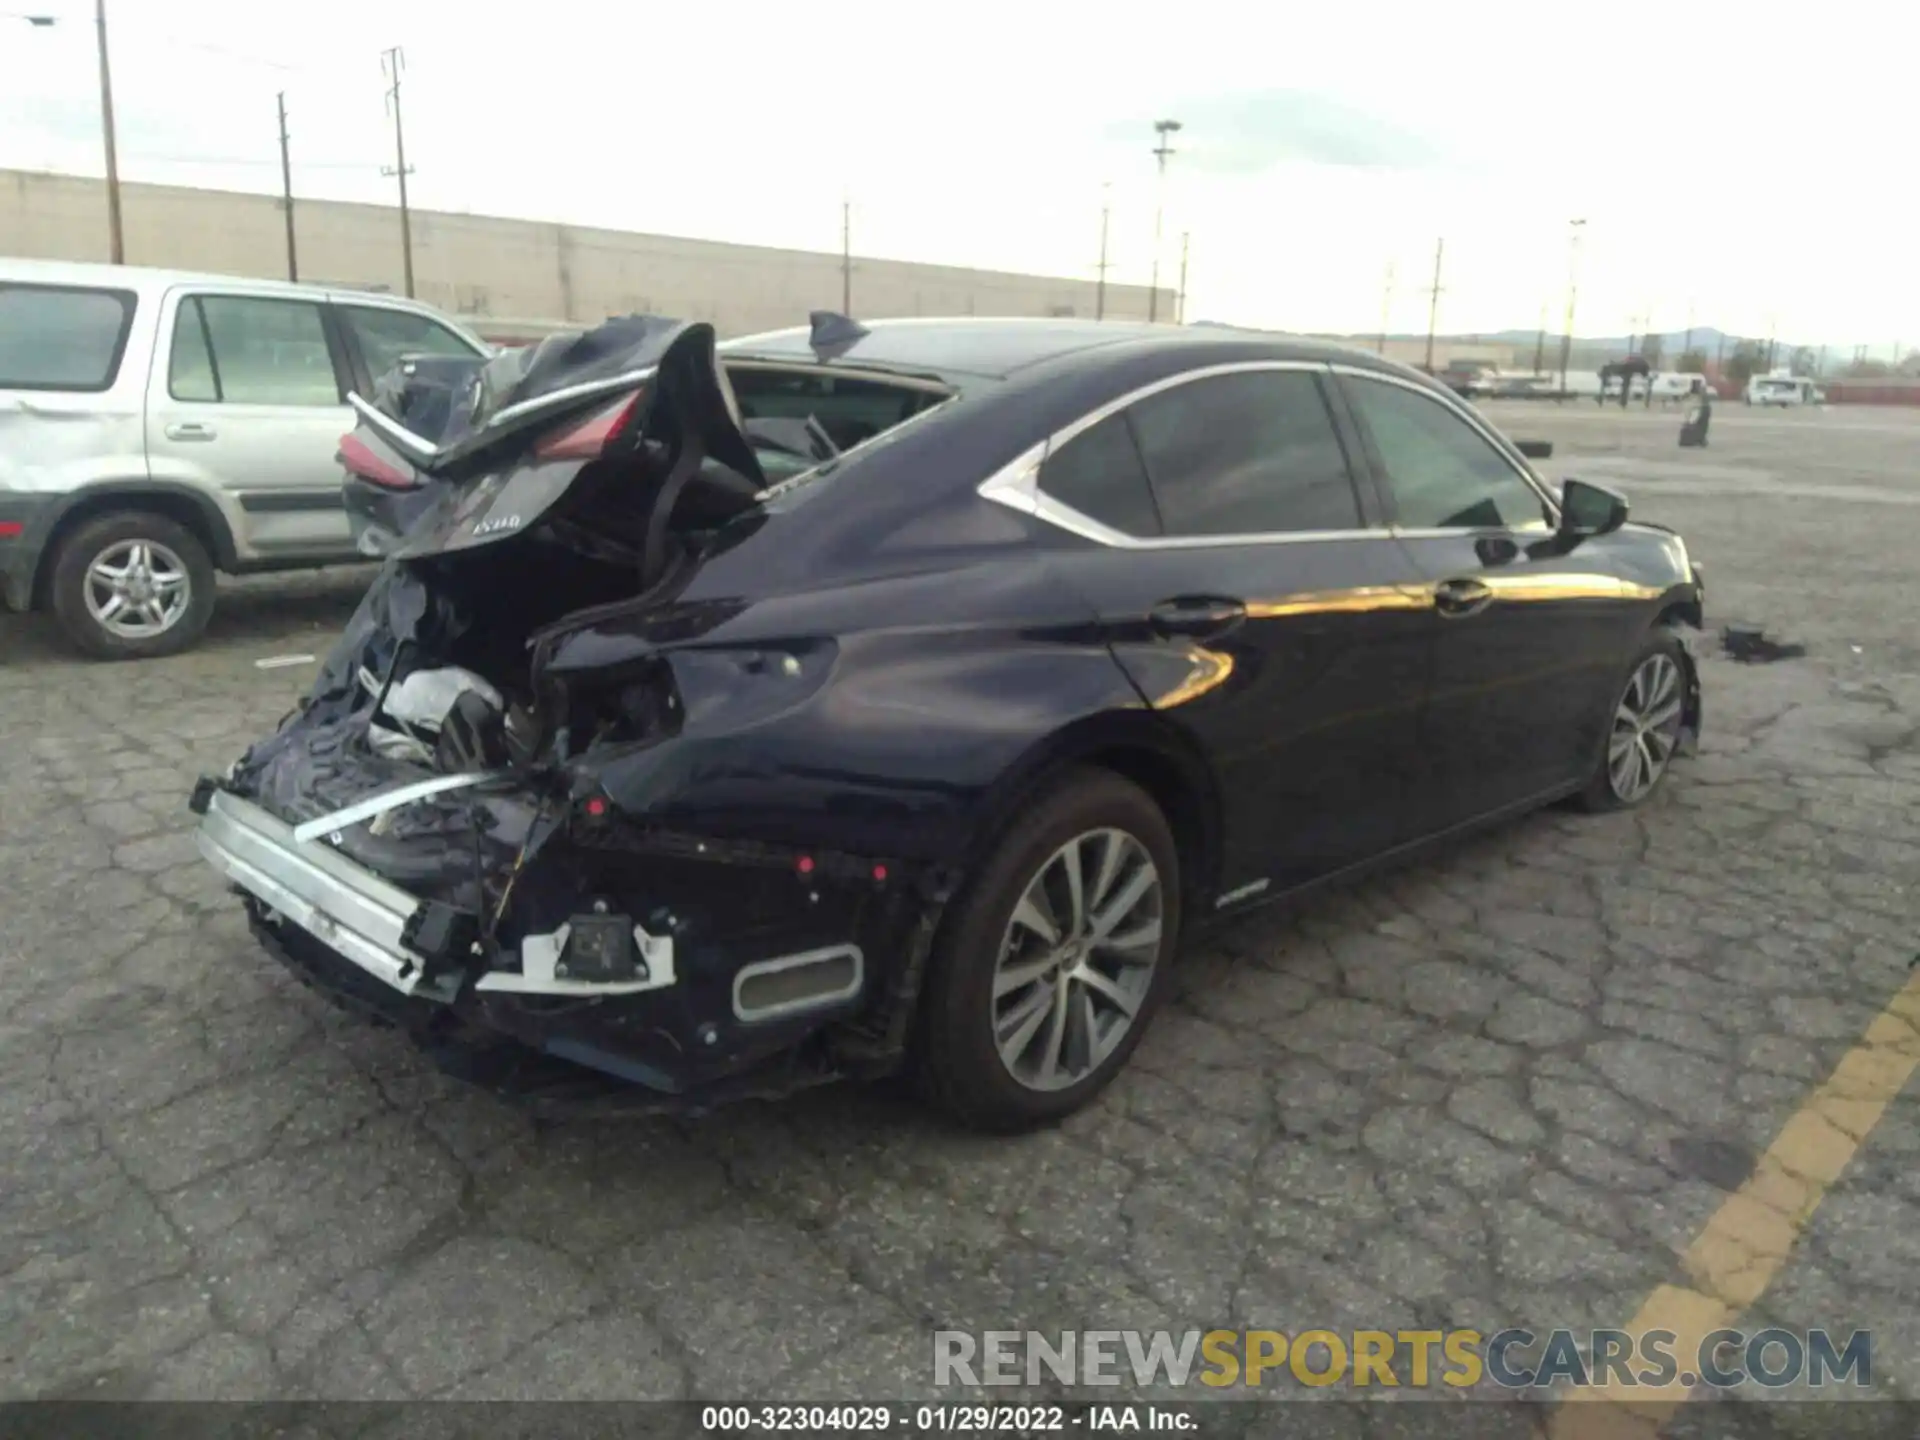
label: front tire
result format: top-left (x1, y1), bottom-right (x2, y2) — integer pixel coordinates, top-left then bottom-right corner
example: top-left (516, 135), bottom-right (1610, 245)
top-left (917, 768), bottom-right (1180, 1132)
top-left (48, 510), bottom-right (215, 660)
top-left (1574, 631), bottom-right (1689, 812)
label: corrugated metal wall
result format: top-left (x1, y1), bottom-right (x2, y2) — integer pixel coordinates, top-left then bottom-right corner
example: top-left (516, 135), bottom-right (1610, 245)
top-left (0, 169), bottom-right (1174, 336)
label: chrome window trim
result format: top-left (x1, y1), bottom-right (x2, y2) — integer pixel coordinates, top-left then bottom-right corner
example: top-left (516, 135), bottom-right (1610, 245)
top-left (977, 359), bottom-right (1395, 550)
top-left (1326, 363), bottom-right (1564, 526)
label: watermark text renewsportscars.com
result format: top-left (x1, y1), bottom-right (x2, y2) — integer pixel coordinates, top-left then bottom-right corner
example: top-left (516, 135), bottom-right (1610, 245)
top-left (933, 1328), bottom-right (1871, 1391)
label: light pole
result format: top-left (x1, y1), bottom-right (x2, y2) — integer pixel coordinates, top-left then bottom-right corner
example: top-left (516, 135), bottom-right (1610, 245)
top-left (1556, 218), bottom-right (1586, 394)
top-left (1148, 118), bottom-right (1181, 322)
top-left (14, 8), bottom-right (122, 261)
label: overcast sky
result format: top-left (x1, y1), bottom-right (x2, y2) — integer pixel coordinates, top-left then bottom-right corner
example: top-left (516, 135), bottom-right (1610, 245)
top-left (1, 1), bottom-right (1912, 350)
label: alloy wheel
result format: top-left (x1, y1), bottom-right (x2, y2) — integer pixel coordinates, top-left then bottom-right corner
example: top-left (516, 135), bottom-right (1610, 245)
top-left (83, 539), bottom-right (192, 640)
top-left (990, 827), bottom-right (1164, 1093)
top-left (1608, 652), bottom-right (1684, 803)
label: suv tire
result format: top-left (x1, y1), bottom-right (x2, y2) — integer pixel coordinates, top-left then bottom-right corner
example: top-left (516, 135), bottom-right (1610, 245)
top-left (49, 510), bottom-right (216, 660)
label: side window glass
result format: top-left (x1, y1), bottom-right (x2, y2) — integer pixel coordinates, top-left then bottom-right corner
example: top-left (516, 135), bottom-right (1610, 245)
top-left (1036, 411), bottom-right (1161, 537)
top-left (167, 302), bottom-right (218, 402)
top-left (344, 306), bottom-right (478, 379)
top-left (1345, 377), bottom-right (1550, 530)
top-left (0, 285), bottom-right (133, 390)
top-left (195, 296), bottom-right (341, 406)
top-left (1127, 370), bottom-right (1361, 535)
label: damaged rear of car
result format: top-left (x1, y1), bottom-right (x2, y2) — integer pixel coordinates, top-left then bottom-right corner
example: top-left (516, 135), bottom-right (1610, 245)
top-left (193, 315), bottom-right (996, 1112)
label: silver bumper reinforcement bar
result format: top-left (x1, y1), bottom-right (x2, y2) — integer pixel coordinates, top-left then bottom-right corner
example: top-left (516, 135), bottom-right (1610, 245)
top-left (198, 790), bottom-right (450, 998)
top-left (198, 789), bottom-right (685, 1004)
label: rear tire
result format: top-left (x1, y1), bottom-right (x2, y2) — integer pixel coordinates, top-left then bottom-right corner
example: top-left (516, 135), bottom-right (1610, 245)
top-left (1574, 630), bottom-right (1689, 813)
top-left (917, 768), bottom-right (1180, 1132)
top-left (48, 510), bottom-right (215, 660)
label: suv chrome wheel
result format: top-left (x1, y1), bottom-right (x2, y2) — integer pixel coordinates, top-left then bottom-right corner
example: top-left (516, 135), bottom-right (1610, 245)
top-left (1608, 652), bottom-right (1683, 803)
top-left (991, 827), bottom-right (1163, 1093)
top-left (84, 539), bottom-right (192, 640)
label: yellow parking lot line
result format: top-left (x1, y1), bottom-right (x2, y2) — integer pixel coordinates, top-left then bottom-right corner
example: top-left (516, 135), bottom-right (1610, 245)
top-left (1550, 965), bottom-right (1920, 1439)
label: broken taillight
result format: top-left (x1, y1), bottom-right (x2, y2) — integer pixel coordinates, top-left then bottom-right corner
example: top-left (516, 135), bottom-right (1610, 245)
top-left (338, 433), bottom-right (417, 490)
top-left (534, 387), bottom-right (646, 461)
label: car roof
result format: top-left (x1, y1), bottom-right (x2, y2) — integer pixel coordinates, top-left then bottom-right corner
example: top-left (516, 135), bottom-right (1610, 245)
top-left (720, 316), bottom-right (1399, 382)
top-left (0, 256), bottom-right (442, 313)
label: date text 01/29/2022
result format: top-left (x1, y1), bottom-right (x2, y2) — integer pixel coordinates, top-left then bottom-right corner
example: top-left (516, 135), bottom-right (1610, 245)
top-left (700, 1404), bottom-right (1181, 1433)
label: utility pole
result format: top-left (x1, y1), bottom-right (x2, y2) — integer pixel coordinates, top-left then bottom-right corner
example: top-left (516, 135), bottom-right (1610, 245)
top-left (380, 46), bottom-right (416, 298)
top-left (1558, 219), bottom-right (1585, 392)
top-left (1533, 301), bottom-right (1547, 375)
top-left (1377, 261), bottom-right (1395, 354)
top-left (1422, 238), bottom-right (1444, 372)
top-left (1094, 186), bottom-right (1110, 320)
top-left (1175, 231), bottom-right (1189, 325)
top-left (1148, 119), bottom-right (1181, 323)
top-left (276, 91), bottom-right (297, 281)
top-left (95, 0), bottom-right (123, 262)
top-left (840, 198), bottom-right (852, 314)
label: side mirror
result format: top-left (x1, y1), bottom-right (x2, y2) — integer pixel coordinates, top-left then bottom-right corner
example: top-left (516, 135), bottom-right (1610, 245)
top-left (1558, 477), bottom-right (1629, 539)
top-left (1514, 438), bottom-right (1553, 460)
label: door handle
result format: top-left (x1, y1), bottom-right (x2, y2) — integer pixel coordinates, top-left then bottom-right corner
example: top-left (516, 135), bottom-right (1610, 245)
top-left (1149, 596), bottom-right (1247, 640)
top-left (1433, 577), bottom-right (1494, 618)
top-left (165, 422), bottom-right (217, 441)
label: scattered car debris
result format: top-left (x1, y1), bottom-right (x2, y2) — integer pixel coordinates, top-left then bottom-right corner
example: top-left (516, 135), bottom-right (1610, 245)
top-left (1722, 626), bottom-right (1806, 664)
top-left (254, 653), bottom-right (316, 670)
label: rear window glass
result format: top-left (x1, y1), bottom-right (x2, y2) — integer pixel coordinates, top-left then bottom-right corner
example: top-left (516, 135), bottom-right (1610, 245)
top-left (0, 284), bottom-right (135, 391)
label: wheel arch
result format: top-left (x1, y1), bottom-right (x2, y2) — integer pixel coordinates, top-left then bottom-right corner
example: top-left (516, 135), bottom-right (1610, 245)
top-left (963, 709), bottom-right (1223, 918)
top-left (29, 482), bottom-right (237, 609)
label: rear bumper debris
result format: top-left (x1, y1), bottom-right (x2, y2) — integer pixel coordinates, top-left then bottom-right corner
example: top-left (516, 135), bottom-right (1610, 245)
top-left (194, 777), bottom-right (941, 1112)
top-left (197, 789), bottom-right (459, 1001)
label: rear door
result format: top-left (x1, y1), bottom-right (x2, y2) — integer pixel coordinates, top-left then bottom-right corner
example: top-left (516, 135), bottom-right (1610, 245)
top-left (1333, 366), bottom-right (1645, 833)
top-left (146, 287), bottom-right (357, 560)
top-left (1034, 363), bottom-right (1437, 901)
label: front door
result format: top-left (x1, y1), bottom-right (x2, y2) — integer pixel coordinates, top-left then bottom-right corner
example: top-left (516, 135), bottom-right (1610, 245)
top-left (1028, 364), bottom-right (1436, 902)
top-left (1334, 369), bottom-right (1645, 835)
top-left (146, 289), bottom-right (357, 559)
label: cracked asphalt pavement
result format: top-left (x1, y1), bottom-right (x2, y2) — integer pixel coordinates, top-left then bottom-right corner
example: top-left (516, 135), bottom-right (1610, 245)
top-left (1, 402), bottom-right (1916, 1414)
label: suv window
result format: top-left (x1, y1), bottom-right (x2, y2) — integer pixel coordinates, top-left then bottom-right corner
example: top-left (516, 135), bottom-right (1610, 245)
top-left (1127, 370), bottom-right (1362, 535)
top-left (0, 284), bottom-right (135, 391)
top-left (342, 305), bottom-right (479, 379)
top-left (1343, 376), bottom-right (1550, 530)
top-left (172, 295), bottom-right (342, 406)
top-left (1037, 412), bottom-right (1161, 537)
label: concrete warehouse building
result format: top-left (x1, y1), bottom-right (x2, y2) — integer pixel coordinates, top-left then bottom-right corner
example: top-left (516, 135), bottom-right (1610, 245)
top-left (0, 169), bottom-right (1173, 339)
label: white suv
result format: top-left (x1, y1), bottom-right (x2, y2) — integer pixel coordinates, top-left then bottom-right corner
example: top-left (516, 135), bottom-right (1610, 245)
top-left (0, 258), bottom-right (488, 658)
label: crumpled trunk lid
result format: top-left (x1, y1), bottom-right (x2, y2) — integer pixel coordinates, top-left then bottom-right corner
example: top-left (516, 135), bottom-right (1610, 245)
top-left (350, 316), bottom-right (765, 561)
